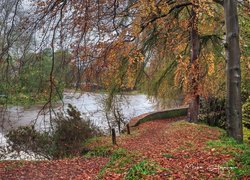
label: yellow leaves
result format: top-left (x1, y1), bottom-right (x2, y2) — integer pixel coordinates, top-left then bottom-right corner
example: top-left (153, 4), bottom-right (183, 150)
top-left (207, 53), bottom-right (215, 76)
top-left (158, 4), bottom-right (170, 15)
top-left (174, 43), bottom-right (187, 54)
top-left (174, 49), bottom-right (225, 100)
top-left (180, 19), bottom-right (189, 30)
top-left (139, 0), bottom-right (160, 16)
top-left (97, 40), bottom-right (145, 90)
top-left (128, 50), bottom-right (144, 64)
top-left (174, 57), bottom-right (189, 92)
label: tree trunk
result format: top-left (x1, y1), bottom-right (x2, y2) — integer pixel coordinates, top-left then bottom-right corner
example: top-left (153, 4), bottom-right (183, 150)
top-left (189, 94), bottom-right (199, 123)
top-left (188, 6), bottom-right (200, 123)
top-left (224, 0), bottom-right (243, 142)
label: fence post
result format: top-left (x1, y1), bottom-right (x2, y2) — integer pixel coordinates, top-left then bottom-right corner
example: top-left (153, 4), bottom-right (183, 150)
top-left (126, 124), bottom-right (130, 135)
top-left (112, 128), bottom-right (116, 145)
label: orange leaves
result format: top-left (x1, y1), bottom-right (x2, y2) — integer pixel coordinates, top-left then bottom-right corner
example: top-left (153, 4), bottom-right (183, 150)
top-left (206, 53), bottom-right (215, 76)
top-left (196, 1), bottom-right (224, 35)
top-left (96, 40), bottom-right (145, 90)
top-left (0, 119), bottom-right (237, 179)
top-left (118, 119), bottom-right (233, 179)
top-left (174, 57), bottom-right (189, 91)
top-left (175, 50), bottom-right (225, 102)
top-left (0, 157), bottom-right (109, 179)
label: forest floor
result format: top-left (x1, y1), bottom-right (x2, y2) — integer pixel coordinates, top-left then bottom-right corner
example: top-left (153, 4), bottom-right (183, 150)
top-left (0, 118), bottom-right (249, 179)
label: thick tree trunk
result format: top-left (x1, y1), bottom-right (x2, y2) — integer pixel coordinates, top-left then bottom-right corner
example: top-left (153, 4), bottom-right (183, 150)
top-left (224, 0), bottom-right (243, 143)
top-left (188, 6), bottom-right (200, 123)
top-left (189, 94), bottom-right (199, 122)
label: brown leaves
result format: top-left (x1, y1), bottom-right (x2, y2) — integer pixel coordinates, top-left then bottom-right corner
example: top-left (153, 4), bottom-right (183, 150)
top-left (116, 119), bottom-right (233, 178)
top-left (0, 119), bottom-right (237, 179)
top-left (0, 157), bottom-right (108, 179)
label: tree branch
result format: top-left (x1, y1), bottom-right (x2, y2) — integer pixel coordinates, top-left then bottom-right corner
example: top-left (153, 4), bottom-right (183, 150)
top-left (213, 0), bottom-right (224, 6)
top-left (140, 2), bottom-right (192, 33)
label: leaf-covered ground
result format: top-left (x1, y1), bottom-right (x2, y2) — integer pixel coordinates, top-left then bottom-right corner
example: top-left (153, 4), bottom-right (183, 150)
top-left (0, 157), bottom-right (108, 179)
top-left (121, 120), bottom-right (233, 178)
top-left (0, 118), bottom-right (249, 179)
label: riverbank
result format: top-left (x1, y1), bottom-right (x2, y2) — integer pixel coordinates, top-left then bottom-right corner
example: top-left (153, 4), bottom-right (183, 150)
top-left (0, 89), bottom-right (144, 108)
top-left (0, 92), bottom-right (156, 130)
top-left (1, 118), bottom-right (249, 179)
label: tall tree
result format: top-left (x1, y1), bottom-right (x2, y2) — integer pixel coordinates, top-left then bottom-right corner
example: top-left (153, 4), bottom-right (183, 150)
top-left (224, 0), bottom-right (243, 142)
top-left (33, 0), bottom-right (245, 141)
top-left (188, 5), bottom-right (200, 122)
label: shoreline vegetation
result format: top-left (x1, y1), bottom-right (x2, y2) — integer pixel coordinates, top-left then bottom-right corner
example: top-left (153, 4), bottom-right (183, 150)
top-left (0, 89), bottom-right (142, 107)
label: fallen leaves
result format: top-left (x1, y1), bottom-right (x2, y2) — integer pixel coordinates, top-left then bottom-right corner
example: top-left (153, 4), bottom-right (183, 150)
top-left (0, 157), bottom-right (108, 179)
top-left (0, 118), bottom-right (244, 179)
top-left (117, 119), bottom-right (233, 179)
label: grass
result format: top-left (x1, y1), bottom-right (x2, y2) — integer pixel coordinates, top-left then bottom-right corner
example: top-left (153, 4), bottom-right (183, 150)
top-left (125, 160), bottom-right (164, 180)
top-left (84, 146), bottom-right (112, 158)
top-left (95, 147), bottom-right (167, 179)
top-left (206, 131), bottom-right (250, 177)
top-left (97, 148), bottom-right (136, 178)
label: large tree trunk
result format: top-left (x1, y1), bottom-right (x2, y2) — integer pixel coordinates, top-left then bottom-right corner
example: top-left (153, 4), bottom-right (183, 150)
top-left (188, 6), bottom-right (200, 123)
top-left (224, 0), bottom-right (243, 143)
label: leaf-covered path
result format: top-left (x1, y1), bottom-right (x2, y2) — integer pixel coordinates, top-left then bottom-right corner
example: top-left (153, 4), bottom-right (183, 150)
top-left (0, 118), bottom-right (246, 179)
top-left (0, 157), bottom-right (108, 179)
top-left (117, 119), bottom-right (233, 179)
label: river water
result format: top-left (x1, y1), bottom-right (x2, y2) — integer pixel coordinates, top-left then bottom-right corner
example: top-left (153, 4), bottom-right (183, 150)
top-left (0, 92), bottom-right (158, 145)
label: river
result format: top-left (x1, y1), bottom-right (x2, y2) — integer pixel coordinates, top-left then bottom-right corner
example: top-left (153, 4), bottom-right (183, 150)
top-left (0, 92), bottom-right (158, 145)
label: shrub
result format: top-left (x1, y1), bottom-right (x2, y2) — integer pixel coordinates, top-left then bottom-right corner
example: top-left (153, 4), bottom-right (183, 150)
top-left (5, 125), bottom-right (52, 159)
top-left (5, 104), bottom-right (101, 159)
top-left (199, 97), bottom-right (226, 129)
top-left (242, 96), bottom-right (250, 129)
top-left (51, 104), bottom-right (101, 158)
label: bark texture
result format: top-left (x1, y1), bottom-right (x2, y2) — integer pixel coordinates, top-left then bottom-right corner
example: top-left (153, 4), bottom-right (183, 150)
top-left (224, 0), bottom-right (243, 142)
top-left (188, 6), bottom-right (200, 123)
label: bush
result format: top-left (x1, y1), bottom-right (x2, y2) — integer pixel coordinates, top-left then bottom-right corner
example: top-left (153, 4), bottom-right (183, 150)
top-left (5, 104), bottom-right (101, 159)
top-left (199, 97), bottom-right (226, 129)
top-left (51, 104), bottom-right (101, 158)
top-left (242, 96), bottom-right (250, 129)
top-left (6, 125), bottom-right (52, 159)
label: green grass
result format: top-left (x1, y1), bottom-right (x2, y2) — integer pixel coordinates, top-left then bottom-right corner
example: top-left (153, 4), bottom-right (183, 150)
top-left (207, 131), bottom-right (250, 177)
top-left (95, 147), bottom-right (170, 179)
top-left (97, 148), bottom-right (136, 178)
top-left (125, 160), bottom-right (164, 180)
top-left (84, 146), bottom-right (112, 158)
top-left (0, 92), bottom-right (63, 107)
